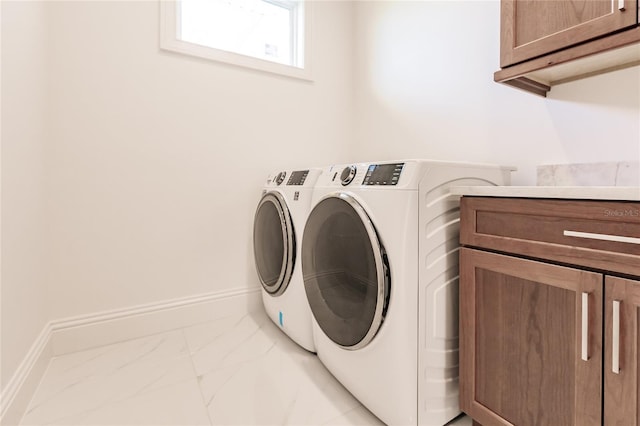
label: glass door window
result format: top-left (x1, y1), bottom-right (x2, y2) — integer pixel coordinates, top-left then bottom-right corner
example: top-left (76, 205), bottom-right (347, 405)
top-left (253, 192), bottom-right (295, 296)
top-left (302, 194), bottom-right (389, 349)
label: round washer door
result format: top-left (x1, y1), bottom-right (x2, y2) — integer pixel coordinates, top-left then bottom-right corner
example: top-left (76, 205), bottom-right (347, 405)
top-left (302, 193), bottom-right (390, 350)
top-left (253, 191), bottom-right (295, 296)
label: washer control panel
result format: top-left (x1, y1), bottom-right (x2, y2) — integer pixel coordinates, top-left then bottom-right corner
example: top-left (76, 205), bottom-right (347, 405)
top-left (287, 170), bottom-right (309, 186)
top-left (363, 163), bottom-right (404, 186)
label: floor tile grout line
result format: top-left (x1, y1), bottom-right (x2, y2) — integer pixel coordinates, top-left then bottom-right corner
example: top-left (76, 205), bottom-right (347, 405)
top-left (185, 313), bottom-right (247, 355)
top-left (51, 326), bottom-right (189, 360)
top-left (181, 326), bottom-right (214, 426)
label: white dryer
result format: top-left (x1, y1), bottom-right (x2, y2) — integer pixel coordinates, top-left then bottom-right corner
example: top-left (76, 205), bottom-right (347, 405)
top-left (253, 168), bottom-right (321, 353)
top-left (301, 160), bottom-right (513, 425)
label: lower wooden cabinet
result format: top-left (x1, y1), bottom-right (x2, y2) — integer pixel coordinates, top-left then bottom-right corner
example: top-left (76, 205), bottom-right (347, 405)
top-left (460, 248), bottom-right (602, 426)
top-left (459, 196), bottom-right (640, 426)
top-left (605, 276), bottom-right (640, 426)
top-left (460, 250), bottom-right (640, 426)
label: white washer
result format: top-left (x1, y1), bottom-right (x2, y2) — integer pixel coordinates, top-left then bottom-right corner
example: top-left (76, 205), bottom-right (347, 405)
top-left (302, 160), bottom-right (514, 425)
top-left (253, 168), bottom-right (321, 353)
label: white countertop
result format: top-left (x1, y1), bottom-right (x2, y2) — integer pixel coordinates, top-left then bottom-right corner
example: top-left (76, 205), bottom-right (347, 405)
top-left (452, 186), bottom-right (640, 201)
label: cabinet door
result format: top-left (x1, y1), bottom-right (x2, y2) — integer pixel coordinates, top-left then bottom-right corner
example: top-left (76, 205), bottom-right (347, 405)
top-left (460, 248), bottom-right (603, 426)
top-left (605, 276), bottom-right (640, 426)
top-left (500, 0), bottom-right (638, 67)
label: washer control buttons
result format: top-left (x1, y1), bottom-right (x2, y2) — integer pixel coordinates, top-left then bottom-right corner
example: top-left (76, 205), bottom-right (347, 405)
top-left (363, 163), bottom-right (404, 186)
top-left (340, 165), bottom-right (357, 186)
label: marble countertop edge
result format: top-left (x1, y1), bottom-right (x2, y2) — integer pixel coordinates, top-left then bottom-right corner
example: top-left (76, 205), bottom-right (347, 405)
top-left (451, 186), bottom-right (640, 201)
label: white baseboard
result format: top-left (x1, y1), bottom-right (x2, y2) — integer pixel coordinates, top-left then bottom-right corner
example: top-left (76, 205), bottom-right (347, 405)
top-left (0, 286), bottom-right (262, 425)
top-left (50, 287), bottom-right (262, 355)
top-left (0, 325), bottom-right (52, 425)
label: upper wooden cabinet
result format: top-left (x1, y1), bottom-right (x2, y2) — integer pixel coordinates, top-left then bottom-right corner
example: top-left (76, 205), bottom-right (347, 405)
top-left (501, 0), bottom-right (637, 67)
top-left (495, 0), bottom-right (640, 96)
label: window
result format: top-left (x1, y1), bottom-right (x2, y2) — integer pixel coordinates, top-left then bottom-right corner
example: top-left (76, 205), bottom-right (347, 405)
top-left (160, 0), bottom-right (311, 80)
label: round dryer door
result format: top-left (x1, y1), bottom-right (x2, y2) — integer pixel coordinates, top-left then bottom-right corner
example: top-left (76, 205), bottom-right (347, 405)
top-left (302, 193), bottom-right (390, 350)
top-left (253, 192), bottom-right (295, 296)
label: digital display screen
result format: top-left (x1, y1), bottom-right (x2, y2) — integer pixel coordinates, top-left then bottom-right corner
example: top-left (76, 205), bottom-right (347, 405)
top-left (287, 170), bottom-right (309, 186)
top-left (363, 163), bottom-right (404, 186)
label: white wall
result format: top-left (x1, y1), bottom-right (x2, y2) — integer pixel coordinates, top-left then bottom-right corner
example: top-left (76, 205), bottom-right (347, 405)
top-left (1, 1), bottom-right (51, 392)
top-left (353, 1), bottom-right (640, 185)
top-left (45, 0), bottom-right (354, 319)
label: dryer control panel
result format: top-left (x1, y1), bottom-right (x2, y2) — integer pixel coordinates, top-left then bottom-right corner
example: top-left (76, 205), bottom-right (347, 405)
top-left (287, 170), bottom-right (309, 186)
top-left (363, 163), bottom-right (404, 186)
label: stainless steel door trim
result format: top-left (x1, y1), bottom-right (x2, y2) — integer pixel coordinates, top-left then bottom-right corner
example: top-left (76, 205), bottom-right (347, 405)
top-left (315, 191), bottom-right (389, 350)
top-left (254, 191), bottom-right (295, 296)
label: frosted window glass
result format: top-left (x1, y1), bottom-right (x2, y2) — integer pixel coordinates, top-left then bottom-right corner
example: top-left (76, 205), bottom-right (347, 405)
top-left (179, 0), bottom-right (294, 66)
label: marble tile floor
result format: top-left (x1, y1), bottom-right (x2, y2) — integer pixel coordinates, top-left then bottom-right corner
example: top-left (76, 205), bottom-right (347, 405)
top-left (19, 309), bottom-right (471, 426)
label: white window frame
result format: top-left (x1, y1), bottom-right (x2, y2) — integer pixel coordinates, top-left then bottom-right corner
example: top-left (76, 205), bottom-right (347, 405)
top-left (159, 0), bottom-right (312, 80)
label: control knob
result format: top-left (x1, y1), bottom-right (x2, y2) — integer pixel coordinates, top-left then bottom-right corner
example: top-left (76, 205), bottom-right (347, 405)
top-left (340, 166), bottom-right (357, 186)
top-left (275, 171), bottom-right (286, 186)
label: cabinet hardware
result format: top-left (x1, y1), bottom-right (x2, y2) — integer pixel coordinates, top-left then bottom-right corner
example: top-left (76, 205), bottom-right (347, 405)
top-left (618, 0), bottom-right (626, 10)
top-left (582, 292), bottom-right (589, 361)
top-left (563, 230), bottom-right (640, 245)
top-left (612, 300), bottom-right (621, 373)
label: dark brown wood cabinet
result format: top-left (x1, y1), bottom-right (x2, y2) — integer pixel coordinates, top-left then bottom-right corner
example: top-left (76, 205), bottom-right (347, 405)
top-left (459, 197), bottom-right (640, 426)
top-left (501, 0), bottom-right (637, 67)
top-left (495, 0), bottom-right (640, 96)
top-left (605, 276), bottom-right (640, 426)
top-left (460, 248), bottom-right (603, 426)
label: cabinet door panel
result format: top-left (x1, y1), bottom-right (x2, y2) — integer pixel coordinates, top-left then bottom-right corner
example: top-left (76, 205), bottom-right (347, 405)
top-left (501, 0), bottom-right (638, 67)
top-left (605, 276), bottom-right (640, 426)
top-left (460, 248), bottom-right (603, 426)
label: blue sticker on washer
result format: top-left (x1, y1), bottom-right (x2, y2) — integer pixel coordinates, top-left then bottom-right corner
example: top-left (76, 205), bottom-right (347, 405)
top-left (278, 311), bottom-right (283, 327)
